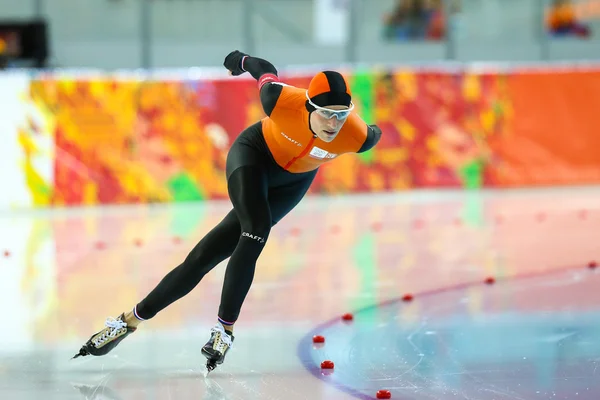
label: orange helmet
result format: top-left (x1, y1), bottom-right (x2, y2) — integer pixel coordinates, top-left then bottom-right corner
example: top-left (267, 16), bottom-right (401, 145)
top-left (307, 71), bottom-right (352, 108)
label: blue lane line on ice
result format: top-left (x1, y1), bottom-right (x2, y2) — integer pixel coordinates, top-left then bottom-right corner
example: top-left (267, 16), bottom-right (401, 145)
top-left (295, 264), bottom-right (588, 400)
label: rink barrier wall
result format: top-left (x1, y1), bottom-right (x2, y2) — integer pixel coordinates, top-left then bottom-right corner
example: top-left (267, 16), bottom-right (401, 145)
top-left (2, 63), bottom-right (600, 210)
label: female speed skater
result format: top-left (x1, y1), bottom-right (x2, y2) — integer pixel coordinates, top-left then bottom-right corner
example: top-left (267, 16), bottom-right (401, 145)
top-left (73, 50), bottom-right (383, 375)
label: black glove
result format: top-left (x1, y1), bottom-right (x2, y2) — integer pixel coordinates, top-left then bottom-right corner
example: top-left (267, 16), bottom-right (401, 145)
top-left (223, 50), bottom-right (249, 76)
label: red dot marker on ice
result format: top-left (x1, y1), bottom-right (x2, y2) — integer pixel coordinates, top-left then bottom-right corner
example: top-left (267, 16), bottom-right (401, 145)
top-left (342, 313), bottom-right (354, 321)
top-left (134, 239), bottom-right (143, 247)
top-left (588, 261), bottom-right (597, 270)
top-left (536, 212), bottom-right (546, 222)
top-left (412, 219), bottom-right (425, 230)
top-left (402, 293), bottom-right (414, 302)
top-left (3, 250), bottom-right (10, 258)
top-left (484, 277), bottom-right (496, 285)
top-left (371, 222), bottom-right (382, 232)
top-left (320, 360), bottom-right (334, 369)
top-left (376, 389), bottom-right (392, 399)
top-left (312, 335), bottom-right (325, 344)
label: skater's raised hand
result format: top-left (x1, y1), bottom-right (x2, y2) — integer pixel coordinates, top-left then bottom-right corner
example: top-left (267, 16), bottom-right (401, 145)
top-left (223, 50), bottom-right (249, 76)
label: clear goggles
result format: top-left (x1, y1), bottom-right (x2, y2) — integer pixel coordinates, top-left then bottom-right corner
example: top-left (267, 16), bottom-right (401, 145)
top-left (306, 91), bottom-right (354, 120)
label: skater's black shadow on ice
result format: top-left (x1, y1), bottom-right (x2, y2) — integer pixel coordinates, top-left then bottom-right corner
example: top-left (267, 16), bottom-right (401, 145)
top-left (71, 382), bottom-right (124, 400)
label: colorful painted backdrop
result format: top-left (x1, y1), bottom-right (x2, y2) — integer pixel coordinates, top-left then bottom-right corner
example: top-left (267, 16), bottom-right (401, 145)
top-left (4, 65), bottom-right (600, 210)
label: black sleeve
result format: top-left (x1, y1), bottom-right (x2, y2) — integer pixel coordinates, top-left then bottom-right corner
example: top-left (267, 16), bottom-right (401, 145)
top-left (259, 82), bottom-right (283, 117)
top-left (242, 57), bottom-right (278, 81)
top-left (357, 124), bottom-right (382, 153)
top-left (241, 56), bottom-right (281, 116)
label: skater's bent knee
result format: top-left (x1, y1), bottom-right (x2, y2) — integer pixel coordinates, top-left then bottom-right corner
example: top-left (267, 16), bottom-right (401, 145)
top-left (240, 227), bottom-right (270, 244)
top-left (239, 219), bottom-right (271, 244)
top-left (184, 245), bottom-right (223, 270)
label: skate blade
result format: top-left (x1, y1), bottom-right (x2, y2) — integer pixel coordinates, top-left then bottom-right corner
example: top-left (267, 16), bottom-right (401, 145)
top-left (71, 347), bottom-right (89, 360)
top-left (204, 361), bottom-right (217, 378)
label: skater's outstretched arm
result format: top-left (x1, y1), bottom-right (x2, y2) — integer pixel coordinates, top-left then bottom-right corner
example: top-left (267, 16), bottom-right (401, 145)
top-left (223, 50), bottom-right (282, 116)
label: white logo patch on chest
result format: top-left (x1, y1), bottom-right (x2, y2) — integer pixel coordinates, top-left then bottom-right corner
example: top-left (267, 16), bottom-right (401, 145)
top-left (309, 146), bottom-right (337, 159)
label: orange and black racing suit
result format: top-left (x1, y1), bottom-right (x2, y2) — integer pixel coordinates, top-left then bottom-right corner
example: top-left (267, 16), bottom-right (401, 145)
top-left (135, 56), bottom-right (382, 326)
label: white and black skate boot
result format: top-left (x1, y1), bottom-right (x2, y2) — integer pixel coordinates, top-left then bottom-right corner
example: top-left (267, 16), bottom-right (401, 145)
top-left (72, 313), bottom-right (136, 359)
top-left (201, 324), bottom-right (234, 375)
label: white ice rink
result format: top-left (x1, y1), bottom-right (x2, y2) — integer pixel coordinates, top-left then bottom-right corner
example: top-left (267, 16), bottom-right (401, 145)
top-left (1, 188), bottom-right (599, 400)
